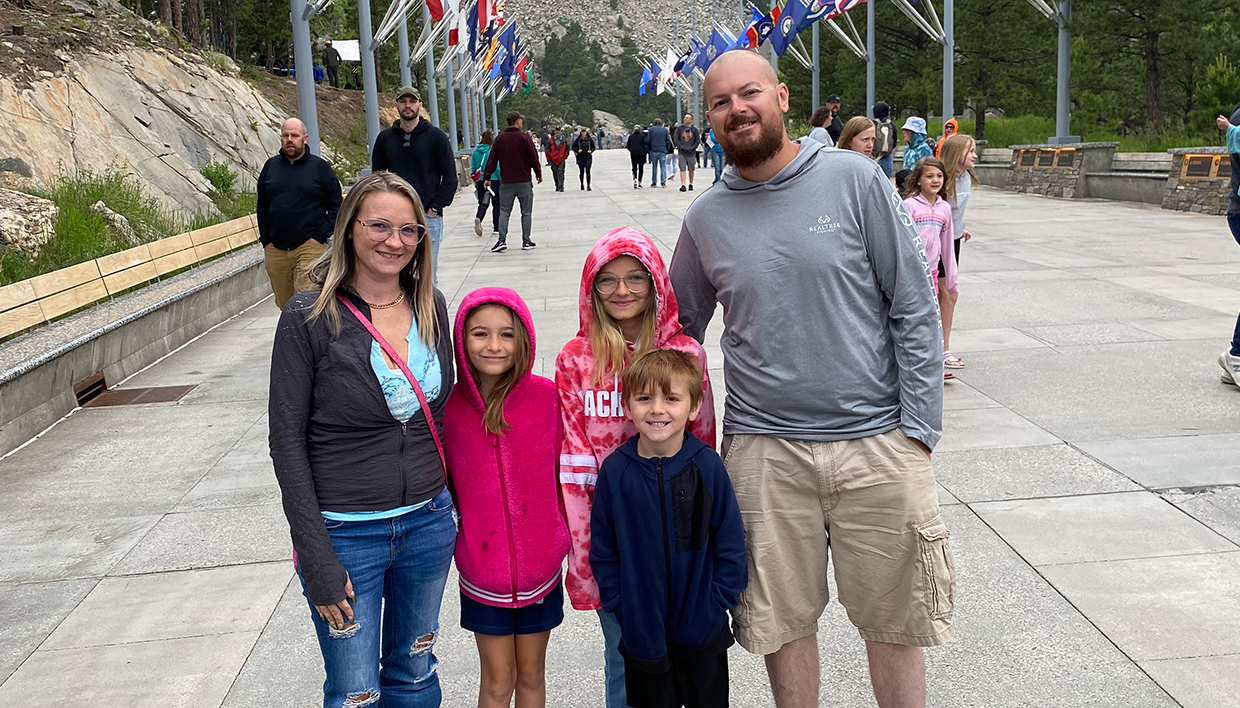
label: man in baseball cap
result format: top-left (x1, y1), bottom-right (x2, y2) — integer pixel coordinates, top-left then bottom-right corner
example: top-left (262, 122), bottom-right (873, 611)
top-left (371, 84), bottom-right (456, 283)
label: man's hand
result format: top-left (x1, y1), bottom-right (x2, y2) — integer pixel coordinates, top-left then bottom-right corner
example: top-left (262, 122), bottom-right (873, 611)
top-left (911, 437), bottom-right (932, 459)
top-left (537, 176), bottom-right (543, 184)
top-left (264, 243), bottom-right (273, 250)
top-left (426, 209), bottom-right (438, 218)
top-left (962, 229), bottom-right (972, 242)
top-left (483, 181), bottom-right (491, 190)
top-left (1219, 115), bottom-right (1232, 131)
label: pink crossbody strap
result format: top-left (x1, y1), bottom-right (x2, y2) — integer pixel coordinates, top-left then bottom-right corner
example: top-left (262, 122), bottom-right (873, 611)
top-left (336, 293), bottom-right (446, 475)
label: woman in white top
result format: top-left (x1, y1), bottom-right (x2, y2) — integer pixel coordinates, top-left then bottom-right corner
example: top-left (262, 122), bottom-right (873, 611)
top-left (936, 134), bottom-right (979, 371)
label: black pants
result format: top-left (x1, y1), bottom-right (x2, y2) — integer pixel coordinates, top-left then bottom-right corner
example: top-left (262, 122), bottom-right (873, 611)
top-left (579, 162), bottom-right (592, 187)
top-left (326, 65), bottom-right (338, 87)
top-left (624, 652), bottom-right (728, 708)
top-left (631, 154), bottom-right (645, 182)
top-left (474, 181), bottom-right (500, 231)
top-left (550, 162), bottom-right (565, 190)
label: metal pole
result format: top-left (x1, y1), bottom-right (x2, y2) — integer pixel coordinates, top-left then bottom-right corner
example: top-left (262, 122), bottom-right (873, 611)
top-left (421, 4), bottom-right (440, 127)
top-left (866, 0), bottom-right (875, 118)
top-left (811, 20), bottom-right (819, 110)
top-left (942, 0), bottom-right (954, 123)
top-left (397, 16), bottom-right (412, 89)
top-left (358, 0), bottom-right (381, 158)
top-left (289, 0), bottom-right (321, 154)
top-left (445, 34), bottom-right (458, 149)
top-left (491, 89), bottom-right (499, 133)
top-left (459, 62), bottom-right (472, 150)
top-left (1051, 0), bottom-right (1077, 143)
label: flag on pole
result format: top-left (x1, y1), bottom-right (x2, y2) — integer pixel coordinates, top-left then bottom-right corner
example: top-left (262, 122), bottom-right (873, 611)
top-left (639, 64), bottom-right (652, 95)
top-left (739, 6), bottom-right (764, 49)
top-left (426, 0), bottom-right (445, 24)
top-left (467, 2), bottom-right (479, 56)
top-left (703, 26), bottom-right (737, 71)
top-left (770, 0), bottom-right (812, 57)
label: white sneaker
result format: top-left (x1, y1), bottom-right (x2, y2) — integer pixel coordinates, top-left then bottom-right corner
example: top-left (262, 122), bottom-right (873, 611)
top-left (1220, 351), bottom-right (1240, 387)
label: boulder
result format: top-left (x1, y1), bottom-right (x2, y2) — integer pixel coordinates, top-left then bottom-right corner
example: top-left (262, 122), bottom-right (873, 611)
top-left (0, 188), bottom-right (58, 257)
top-left (90, 200), bottom-right (142, 246)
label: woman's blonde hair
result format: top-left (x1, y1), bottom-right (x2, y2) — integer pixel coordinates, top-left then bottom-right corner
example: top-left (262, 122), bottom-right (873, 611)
top-left (304, 171), bottom-right (438, 348)
top-left (465, 303), bottom-right (531, 435)
top-left (589, 267), bottom-right (658, 385)
top-left (836, 116), bottom-right (876, 153)
top-left (937, 133), bottom-right (980, 194)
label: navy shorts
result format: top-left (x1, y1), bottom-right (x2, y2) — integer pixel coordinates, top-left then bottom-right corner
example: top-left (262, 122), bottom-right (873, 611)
top-left (460, 581), bottom-right (565, 636)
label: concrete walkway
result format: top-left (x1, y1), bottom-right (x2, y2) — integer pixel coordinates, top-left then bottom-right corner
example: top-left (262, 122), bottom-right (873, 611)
top-left (2, 150), bottom-right (1239, 707)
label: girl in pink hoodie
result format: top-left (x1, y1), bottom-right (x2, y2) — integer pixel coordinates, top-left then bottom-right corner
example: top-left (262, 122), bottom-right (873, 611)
top-left (902, 156), bottom-right (958, 381)
top-left (554, 228), bottom-right (716, 708)
top-left (443, 287), bottom-right (570, 708)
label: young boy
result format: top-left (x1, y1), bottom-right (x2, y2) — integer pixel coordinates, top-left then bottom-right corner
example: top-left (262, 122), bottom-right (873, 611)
top-left (590, 349), bottom-right (748, 708)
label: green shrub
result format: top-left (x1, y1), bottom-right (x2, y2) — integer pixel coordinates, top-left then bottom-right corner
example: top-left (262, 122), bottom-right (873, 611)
top-left (200, 160), bottom-right (238, 195)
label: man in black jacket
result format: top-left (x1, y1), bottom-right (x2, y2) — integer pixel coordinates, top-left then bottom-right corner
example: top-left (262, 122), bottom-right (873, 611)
top-left (371, 86), bottom-right (458, 284)
top-left (256, 118), bottom-right (342, 309)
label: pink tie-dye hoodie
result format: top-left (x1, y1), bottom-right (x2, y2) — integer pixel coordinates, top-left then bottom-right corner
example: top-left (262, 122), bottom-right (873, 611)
top-left (555, 228), bottom-right (717, 611)
top-left (444, 287), bottom-right (570, 608)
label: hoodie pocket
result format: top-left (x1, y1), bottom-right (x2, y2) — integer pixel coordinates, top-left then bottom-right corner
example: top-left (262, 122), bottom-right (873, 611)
top-left (672, 464), bottom-right (713, 553)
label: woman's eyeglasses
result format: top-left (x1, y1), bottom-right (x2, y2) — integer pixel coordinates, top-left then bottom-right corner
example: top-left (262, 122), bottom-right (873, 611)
top-left (594, 272), bottom-right (652, 295)
top-left (357, 219), bottom-right (426, 244)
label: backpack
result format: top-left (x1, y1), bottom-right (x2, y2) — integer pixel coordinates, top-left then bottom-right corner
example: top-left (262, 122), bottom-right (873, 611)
top-left (875, 121), bottom-right (896, 157)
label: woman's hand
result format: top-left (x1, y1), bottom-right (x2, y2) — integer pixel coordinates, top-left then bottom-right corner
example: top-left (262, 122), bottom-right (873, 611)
top-left (962, 229), bottom-right (972, 242)
top-left (1219, 115), bottom-right (1232, 131)
top-left (314, 574), bottom-right (356, 630)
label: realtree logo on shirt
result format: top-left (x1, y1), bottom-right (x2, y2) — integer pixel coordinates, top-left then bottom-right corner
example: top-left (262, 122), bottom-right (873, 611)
top-left (580, 381), bottom-right (625, 418)
top-left (811, 214), bottom-right (842, 235)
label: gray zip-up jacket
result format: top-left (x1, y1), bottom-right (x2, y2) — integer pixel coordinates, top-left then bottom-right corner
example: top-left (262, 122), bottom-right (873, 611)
top-left (669, 139), bottom-right (943, 448)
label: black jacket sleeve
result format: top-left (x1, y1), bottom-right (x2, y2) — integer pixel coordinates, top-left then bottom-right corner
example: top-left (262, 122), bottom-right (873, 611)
top-left (320, 161), bottom-right (343, 242)
top-left (370, 132), bottom-right (389, 173)
top-left (427, 131), bottom-right (457, 213)
top-left (256, 161), bottom-right (271, 246)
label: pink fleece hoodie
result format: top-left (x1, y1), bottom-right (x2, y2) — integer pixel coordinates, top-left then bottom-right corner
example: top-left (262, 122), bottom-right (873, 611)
top-left (443, 287), bottom-right (570, 608)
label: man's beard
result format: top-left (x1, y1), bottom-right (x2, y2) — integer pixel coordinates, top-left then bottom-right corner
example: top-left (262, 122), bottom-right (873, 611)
top-left (721, 113), bottom-right (784, 170)
top-left (400, 109), bottom-right (417, 121)
top-left (283, 143), bottom-right (304, 158)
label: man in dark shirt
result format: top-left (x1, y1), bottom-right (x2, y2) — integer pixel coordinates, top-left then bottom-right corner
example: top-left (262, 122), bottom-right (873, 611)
top-left (825, 93), bottom-right (845, 143)
top-left (371, 86), bottom-right (458, 283)
top-left (322, 41), bottom-right (341, 87)
top-left (483, 111), bottom-right (543, 252)
top-left (256, 117), bottom-right (342, 309)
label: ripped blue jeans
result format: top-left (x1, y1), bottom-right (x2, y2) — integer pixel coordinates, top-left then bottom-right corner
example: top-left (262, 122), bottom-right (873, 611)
top-left (299, 488), bottom-right (457, 708)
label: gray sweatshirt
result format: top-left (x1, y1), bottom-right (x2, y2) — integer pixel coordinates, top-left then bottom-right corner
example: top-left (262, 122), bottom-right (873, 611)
top-left (669, 140), bottom-right (944, 448)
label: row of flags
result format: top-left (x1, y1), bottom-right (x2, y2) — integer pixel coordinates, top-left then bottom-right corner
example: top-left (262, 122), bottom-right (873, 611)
top-left (638, 0), bottom-right (870, 95)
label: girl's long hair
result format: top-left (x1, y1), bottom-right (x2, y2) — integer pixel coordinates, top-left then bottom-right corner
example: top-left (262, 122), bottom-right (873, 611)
top-left (304, 171), bottom-right (438, 348)
top-left (902, 156), bottom-right (955, 204)
top-left (589, 277), bottom-right (658, 385)
top-left (938, 134), bottom-right (980, 196)
top-left (466, 304), bottom-right (532, 435)
top-left (836, 116), bottom-right (875, 153)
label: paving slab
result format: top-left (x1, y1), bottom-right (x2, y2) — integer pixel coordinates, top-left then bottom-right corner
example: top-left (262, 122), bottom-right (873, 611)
top-left (1161, 486), bottom-right (1240, 545)
top-left (0, 579), bottom-right (96, 682)
top-left (42, 562), bottom-right (290, 649)
top-left (109, 503), bottom-right (291, 575)
top-left (1140, 654), bottom-right (1240, 708)
top-left (949, 327), bottom-right (1049, 354)
top-left (0, 516), bottom-right (159, 583)
top-left (221, 577), bottom-right (323, 708)
top-left (173, 460), bottom-right (280, 512)
top-left (1040, 551), bottom-right (1240, 661)
top-left (1021, 321), bottom-right (1168, 347)
top-left (973, 491), bottom-right (1237, 566)
top-left (1124, 315), bottom-right (1239, 341)
top-left (933, 443), bottom-right (1140, 502)
top-left (941, 380), bottom-right (1005, 411)
top-left (935, 406), bottom-right (1060, 453)
top-left (0, 631), bottom-right (260, 707)
top-left (1078, 433), bottom-right (1240, 488)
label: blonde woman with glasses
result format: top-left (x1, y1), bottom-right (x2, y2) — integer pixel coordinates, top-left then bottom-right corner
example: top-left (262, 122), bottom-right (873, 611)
top-left (269, 171), bottom-right (457, 708)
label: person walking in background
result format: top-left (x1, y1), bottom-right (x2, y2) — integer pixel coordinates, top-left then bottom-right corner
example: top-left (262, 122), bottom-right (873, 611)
top-left (901, 156), bottom-right (958, 380)
top-left (673, 113), bottom-right (702, 192)
top-left (901, 116), bottom-right (934, 170)
top-left (937, 134), bottom-right (980, 373)
top-left (806, 105), bottom-right (836, 147)
top-left (627, 124), bottom-right (649, 189)
top-left (824, 93), bottom-right (844, 143)
top-left (645, 119), bottom-right (672, 187)
top-left (705, 124), bottom-right (725, 184)
top-left (470, 130), bottom-right (502, 238)
top-left (872, 101), bottom-right (897, 177)
top-left (484, 111), bottom-right (543, 253)
top-left (322, 40), bottom-right (341, 87)
top-left (371, 86), bottom-right (457, 285)
top-left (572, 128), bottom-right (597, 191)
top-left (546, 127), bottom-right (570, 193)
top-left (257, 118), bottom-right (342, 309)
top-left (837, 116), bottom-right (877, 156)
top-left (557, 228), bottom-right (717, 708)
top-left (598, 126), bottom-right (607, 149)
top-left (444, 288), bottom-right (570, 708)
top-left (269, 171), bottom-right (456, 708)
top-left (1218, 105), bottom-right (1240, 387)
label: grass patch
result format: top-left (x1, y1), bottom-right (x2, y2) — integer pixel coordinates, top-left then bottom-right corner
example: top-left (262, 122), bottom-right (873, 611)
top-left (324, 115), bottom-right (372, 182)
top-left (0, 167), bottom-right (226, 286)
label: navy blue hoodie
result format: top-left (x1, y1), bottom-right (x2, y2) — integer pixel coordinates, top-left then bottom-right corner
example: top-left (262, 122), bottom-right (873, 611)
top-left (590, 432), bottom-right (747, 672)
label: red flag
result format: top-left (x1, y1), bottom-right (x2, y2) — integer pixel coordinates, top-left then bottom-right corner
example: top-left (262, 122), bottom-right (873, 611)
top-left (515, 54), bottom-right (529, 82)
top-left (478, 0), bottom-right (490, 31)
top-left (426, 0), bottom-right (444, 23)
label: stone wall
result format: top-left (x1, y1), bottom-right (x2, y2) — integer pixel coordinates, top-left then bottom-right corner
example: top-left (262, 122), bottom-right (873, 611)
top-left (1162, 147), bottom-right (1232, 215)
top-left (1006, 142), bottom-right (1118, 199)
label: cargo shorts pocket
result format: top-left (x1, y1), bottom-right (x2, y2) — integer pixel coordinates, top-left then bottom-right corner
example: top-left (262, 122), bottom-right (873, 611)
top-left (914, 516), bottom-right (956, 620)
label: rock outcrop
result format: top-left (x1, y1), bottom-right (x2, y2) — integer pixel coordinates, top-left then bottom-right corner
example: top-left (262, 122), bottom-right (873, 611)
top-left (0, 45), bottom-right (287, 215)
top-left (0, 189), bottom-right (59, 257)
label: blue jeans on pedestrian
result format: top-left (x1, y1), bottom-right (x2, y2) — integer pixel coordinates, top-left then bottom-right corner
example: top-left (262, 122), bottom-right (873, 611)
top-left (711, 150), bottom-right (724, 183)
top-left (299, 488), bottom-right (457, 708)
top-left (426, 215), bottom-right (443, 285)
top-left (597, 609), bottom-right (627, 708)
top-left (1229, 213), bottom-right (1240, 356)
top-left (649, 152), bottom-right (667, 186)
top-left (878, 153), bottom-right (894, 178)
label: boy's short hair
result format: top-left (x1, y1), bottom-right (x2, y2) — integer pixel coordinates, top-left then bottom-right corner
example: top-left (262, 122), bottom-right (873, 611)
top-left (894, 169), bottom-right (913, 192)
top-left (621, 349), bottom-right (703, 409)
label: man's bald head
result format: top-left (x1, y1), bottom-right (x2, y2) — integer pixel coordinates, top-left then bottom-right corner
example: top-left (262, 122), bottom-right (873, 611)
top-left (280, 118), bottom-right (309, 161)
top-left (704, 49), bottom-right (778, 96)
top-left (281, 118), bottom-right (307, 136)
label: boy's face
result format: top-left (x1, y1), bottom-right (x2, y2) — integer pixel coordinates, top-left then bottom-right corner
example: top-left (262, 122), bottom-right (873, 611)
top-left (625, 379), bottom-right (702, 446)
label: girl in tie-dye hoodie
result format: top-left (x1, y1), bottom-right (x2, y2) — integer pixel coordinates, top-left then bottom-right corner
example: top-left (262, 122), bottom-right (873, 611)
top-left (555, 228), bottom-right (716, 708)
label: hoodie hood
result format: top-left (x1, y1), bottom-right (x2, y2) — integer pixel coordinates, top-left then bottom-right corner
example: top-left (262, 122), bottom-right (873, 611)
top-left (576, 228), bottom-right (684, 346)
top-left (453, 287), bottom-right (537, 411)
top-left (616, 430), bottom-right (709, 471)
top-left (873, 101), bottom-right (890, 121)
top-left (907, 131), bottom-right (928, 150)
top-left (720, 138), bottom-right (828, 191)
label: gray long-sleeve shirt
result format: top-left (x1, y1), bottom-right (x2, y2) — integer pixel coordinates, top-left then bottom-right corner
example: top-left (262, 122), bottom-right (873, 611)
top-left (669, 140), bottom-right (944, 448)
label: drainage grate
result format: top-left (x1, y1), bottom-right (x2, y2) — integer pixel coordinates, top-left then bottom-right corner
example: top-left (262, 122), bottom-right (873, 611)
top-left (73, 371), bottom-right (107, 406)
top-left (83, 385), bottom-right (198, 407)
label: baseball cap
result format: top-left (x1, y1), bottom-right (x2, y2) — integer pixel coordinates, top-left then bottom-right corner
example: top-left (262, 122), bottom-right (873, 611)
top-left (826, 93), bottom-right (841, 102)
top-left (396, 86), bottom-right (421, 101)
top-left (901, 116), bottom-right (928, 134)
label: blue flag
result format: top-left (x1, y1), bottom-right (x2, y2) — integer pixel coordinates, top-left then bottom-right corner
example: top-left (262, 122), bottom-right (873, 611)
top-left (690, 36), bottom-right (708, 72)
top-left (703, 27), bottom-right (734, 72)
top-left (639, 65), bottom-right (652, 95)
top-left (770, 0), bottom-right (812, 57)
top-left (467, 2), bottom-right (479, 57)
top-left (797, 0), bottom-right (837, 33)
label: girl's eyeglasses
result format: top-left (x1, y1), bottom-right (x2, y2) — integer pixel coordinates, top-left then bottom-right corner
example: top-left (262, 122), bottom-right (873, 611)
top-left (595, 272), bottom-right (652, 295)
top-left (357, 219), bottom-right (425, 244)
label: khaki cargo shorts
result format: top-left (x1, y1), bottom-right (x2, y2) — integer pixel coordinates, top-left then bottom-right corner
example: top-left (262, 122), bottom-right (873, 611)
top-left (723, 429), bottom-right (955, 654)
